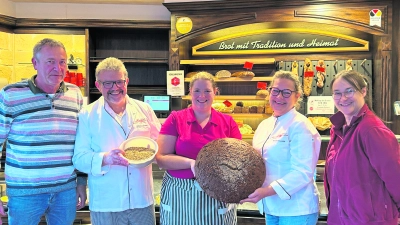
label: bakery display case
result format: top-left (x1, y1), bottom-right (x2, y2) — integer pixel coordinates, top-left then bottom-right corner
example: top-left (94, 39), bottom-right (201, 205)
top-left (180, 58), bottom-right (276, 140)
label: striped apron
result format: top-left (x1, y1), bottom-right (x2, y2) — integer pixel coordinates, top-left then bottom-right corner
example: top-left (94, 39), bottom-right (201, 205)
top-left (160, 172), bottom-right (237, 225)
top-left (90, 205), bottom-right (155, 225)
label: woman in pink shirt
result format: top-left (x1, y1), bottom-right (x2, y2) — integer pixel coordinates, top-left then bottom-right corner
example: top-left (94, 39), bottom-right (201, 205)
top-left (156, 71), bottom-right (242, 225)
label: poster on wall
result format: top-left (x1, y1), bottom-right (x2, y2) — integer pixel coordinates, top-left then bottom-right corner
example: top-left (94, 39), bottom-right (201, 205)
top-left (167, 70), bottom-right (185, 97)
top-left (307, 96), bottom-right (335, 114)
top-left (369, 9), bottom-right (382, 27)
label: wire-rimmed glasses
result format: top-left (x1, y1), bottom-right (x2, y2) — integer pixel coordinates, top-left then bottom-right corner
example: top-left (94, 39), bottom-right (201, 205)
top-left (332, 88), bottom-right (356, 100)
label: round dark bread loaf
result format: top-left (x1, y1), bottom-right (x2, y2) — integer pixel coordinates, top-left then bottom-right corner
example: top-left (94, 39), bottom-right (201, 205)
top-left (195, 138), bottom-right (266, 203)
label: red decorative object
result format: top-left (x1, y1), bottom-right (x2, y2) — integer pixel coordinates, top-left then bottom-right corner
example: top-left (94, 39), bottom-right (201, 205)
top-left (243, 61), bottom-right (254, 70)
top-left (223, 100), bottom-right (232, 107)
top-left (171, 77), bottom-right (180, 86)
top-left (304, 71), bottom-right (315, 77)
top-left (316, 66), bottom-right (325, 72)
top-left (257, 82), bottom-right (267, 90)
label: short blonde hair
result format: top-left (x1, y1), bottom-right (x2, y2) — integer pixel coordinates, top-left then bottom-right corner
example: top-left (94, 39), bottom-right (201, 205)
top-left (189, 71), bottom-right (219, 94)
top-left (270, 70), bottom-right (303, 109)
top-left (95, 57), bottom-right (128, 80)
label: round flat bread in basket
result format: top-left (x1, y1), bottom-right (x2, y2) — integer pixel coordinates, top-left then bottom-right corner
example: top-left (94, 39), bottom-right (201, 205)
top-left (195, 138), bottom-right (266, 203)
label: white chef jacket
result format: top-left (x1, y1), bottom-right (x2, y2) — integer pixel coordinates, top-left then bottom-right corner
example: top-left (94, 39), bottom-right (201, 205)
top-left (252, 108), bottom-right (321, 216)
top-left (73, 96), bottom-right (161, 212)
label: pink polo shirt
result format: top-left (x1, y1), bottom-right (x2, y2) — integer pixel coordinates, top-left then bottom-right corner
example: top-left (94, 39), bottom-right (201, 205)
top-left (160, 107), bottom-right (242, 179)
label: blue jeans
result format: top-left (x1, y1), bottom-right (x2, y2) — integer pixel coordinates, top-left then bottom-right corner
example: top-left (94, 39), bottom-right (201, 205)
top-left (266, 212), bottom-right (319, 225)
top-left (8, 188), bottom-right (77, 225)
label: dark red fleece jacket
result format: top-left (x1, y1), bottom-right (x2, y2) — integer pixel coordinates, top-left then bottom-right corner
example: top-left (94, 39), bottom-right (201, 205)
top-left (324, 104), bottom-right (400, 225)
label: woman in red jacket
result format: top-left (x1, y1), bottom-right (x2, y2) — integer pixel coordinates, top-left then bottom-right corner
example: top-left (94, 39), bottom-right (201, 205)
top-left (325, 70), bottom-right (400, 225)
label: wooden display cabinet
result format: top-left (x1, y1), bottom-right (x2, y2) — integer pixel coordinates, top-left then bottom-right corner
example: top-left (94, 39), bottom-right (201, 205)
top-left (86, 27), bottom-right (170, 103)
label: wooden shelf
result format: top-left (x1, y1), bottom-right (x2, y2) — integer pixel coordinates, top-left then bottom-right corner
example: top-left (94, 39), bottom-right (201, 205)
top-left (184, 77), bottom-right (272, 82)
top-left (90, 57), bottom-right (168, 64)
top-left (182, 95), bottom-right (267, 100)
top-left (242, 134), bottom-right (254, 139)
top-left (180, 58), bottom-right (275, 65)
top-left (229, 113), bottom-right (271, 118)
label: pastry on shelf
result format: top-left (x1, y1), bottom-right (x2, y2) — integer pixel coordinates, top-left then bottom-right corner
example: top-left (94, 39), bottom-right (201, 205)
top-left (236, 101), bottom-right (244, 107)
top-left (215, 70), bottom-right (231, 78)
top-left (257, 105), bottom-right (265, 113)
top-left (316, 60), bottom-right (325, 88)
top-left (231, 71), bottom-right (255, 78)
top-left (291, 61), bottom-right (299, 76)
top-left (303, 58), bottom-right (313, 97)
top-left (219, 107), bottom-right (234, 113)
top-left (212, 102), bottom-right (225, 111)
top-left (233, 106), bottom-right (242, 113)
top-left (242, 106), bottom-right (250, 113)
top-left (239, 124), bottom-right (254, 134)
top-left (256, 89), bottom-right (269, 98)
top-left (265, 100), bottom-right (273, 114)
top-left (346, 59), bottom-right (353, 71)
top-left (308, 117), bottom-right (332, 131)
top-left (249, 106), bottom-right (258, 113)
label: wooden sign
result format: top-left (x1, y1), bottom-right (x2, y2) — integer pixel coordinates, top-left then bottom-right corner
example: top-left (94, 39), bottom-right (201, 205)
top-left (192, 28), bottom-right (369, 56)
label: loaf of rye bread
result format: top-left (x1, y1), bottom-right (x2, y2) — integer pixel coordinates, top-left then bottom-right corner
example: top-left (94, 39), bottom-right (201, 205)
top-left (233, 106), bottom-right (242, 113)
top-left (195, 138), bottom-right (266, 203)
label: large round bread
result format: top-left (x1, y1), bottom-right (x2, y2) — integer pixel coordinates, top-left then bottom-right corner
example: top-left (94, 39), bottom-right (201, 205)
top-left (195, 138), bottom-right (266, 203)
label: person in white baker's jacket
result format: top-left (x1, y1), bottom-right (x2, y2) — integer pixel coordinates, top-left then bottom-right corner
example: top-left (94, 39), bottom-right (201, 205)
top-left (73, 57), bottom-right (160, 225)
top-left (240, 70), bottom-right (321, 225)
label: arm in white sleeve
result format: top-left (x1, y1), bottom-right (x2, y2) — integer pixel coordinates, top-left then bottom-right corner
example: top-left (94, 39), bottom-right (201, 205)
top-left (72, 110), bottom-right (109, 176)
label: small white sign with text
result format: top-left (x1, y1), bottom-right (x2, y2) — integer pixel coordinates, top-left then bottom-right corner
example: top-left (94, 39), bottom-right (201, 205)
top-left (307, 96), bottom-right (335, 114)
top-left (167, 70), bottom-right (185, 97)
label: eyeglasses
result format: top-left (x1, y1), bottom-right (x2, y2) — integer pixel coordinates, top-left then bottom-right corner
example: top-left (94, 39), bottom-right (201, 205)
top-left (269, 87), bottom-right (296, 98)
top-left (332, 88), bottom-right (356, 100)
top-left (98, 80), bottom-right (126, 89)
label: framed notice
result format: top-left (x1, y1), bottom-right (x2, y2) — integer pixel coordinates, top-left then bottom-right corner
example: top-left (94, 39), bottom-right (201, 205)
top-left (167, 70), bottom-right (185, 97)
top-left (307, 96), bottom-right (335, 114)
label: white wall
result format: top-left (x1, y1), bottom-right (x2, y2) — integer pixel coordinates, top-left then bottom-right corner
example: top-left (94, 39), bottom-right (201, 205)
top-left (0, 0), bottom-right (16, 17)
top-left (1, 0), bottom-right (217, 20)
top-left (15, 3), bottom-right (171, 20)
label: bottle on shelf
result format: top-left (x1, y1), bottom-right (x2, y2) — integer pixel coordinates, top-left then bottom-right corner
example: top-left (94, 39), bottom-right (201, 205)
top-left (76, 72), bottom-right (86, 96)
top-left (64, 71), bottom-right (71, 83)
